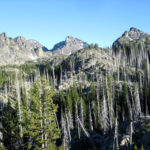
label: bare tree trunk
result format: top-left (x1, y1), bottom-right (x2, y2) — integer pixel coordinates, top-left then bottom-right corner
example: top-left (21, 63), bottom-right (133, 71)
top-left (52, 63), bottom-right (56, 88)
top-left (60, 65), bottom-right (62, 85)
top-left (80, 98), bottom-right (84, 125)
top-left (65, 112), bottom-right (71, 142)
top-left (96, 77), bottom-right (101, 126)
top-left (61, 109), bottom-right (69, 150)
top-left (89, 102), bottom-right (93, 131)
top-left (16, 75), bottom-right (24, 148)
top-left (113, 116), bottom-right (118, 150)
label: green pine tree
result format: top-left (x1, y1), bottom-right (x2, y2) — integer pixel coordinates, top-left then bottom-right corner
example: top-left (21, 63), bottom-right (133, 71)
top-left (23, 80), bottom-right (42, 149)
top-left (22, 77), bottom-right (61, 149)
top-left (134, 145), bottom-right (138, 150)
top-left (66, 89), bottom-right (73, 113)
top-left (116, 144), bottom-right (119, 150)
top-left (1, 100), bottom-right (19, 150)
top-left (89, 43), bottom-right (94, 49)
top-left (94, 43), bottom-right (99, 49)
top-left (40, 76), bottom-right (60, 149)
top-left (140, 145), bottom-right (144, 150)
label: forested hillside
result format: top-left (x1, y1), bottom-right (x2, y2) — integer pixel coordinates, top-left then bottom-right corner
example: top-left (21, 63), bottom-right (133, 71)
top-left (0, 28), bottom-right (150, 150)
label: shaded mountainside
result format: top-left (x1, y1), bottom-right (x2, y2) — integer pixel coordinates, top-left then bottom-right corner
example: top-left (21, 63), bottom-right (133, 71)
top-left (58, 47), bottom-right (115, 90)
top-left (0, 27), bottom-right (150, 150)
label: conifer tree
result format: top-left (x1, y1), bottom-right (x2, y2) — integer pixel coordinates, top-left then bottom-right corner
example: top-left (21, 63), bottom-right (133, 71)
top-left (89, 44), bottom-right (94, 49)
top-left (40, 76), bottom-right (60, 149)
top-left (121, 82), bottom-right (128, 120)
top-left (140, 145), bottom-right (144, 150)
top-left (134, 145), bottom-right (138, 150)
top-left (116, 144), bottom-right (119, 150)
top-left (22, 77), bottom-right (60, 149)
top-left (66, 89), bottom-right (73, 113)
top-left (1, 100), bottom-right (19, 150)
top-left (23, 80), bottom-right (42, 149)
top-left (94, 43), bottom-right (99, 49)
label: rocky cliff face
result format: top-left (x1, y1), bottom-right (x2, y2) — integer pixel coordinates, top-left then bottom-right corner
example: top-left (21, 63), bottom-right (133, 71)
top-left (113, 27), bottom-right (150, 47)
top-left (0, 33), bottom-right (89, 65)
top-left (0, 33), bottom-right (51, 65)
top-left (58, 47), bottom-right (114, 90)
top-left (0, 27), bottom-right (149, 66)
top-left (51, 36), bottom-right (89, 55)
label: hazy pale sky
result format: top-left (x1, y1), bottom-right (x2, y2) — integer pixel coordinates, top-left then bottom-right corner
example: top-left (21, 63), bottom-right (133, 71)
top-left (0, 0), bottom-right (150, 49)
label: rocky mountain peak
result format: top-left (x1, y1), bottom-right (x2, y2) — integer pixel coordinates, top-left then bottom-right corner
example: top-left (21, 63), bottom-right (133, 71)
top-left (0, 32), bottom-right (52, 65)
top-left (27, 39), bottom-right (43, 49)
top-left (0, 32), bottom-right (8, 41)
top-left (52, 36), bottom-right (89, 55)
top-left (14, 36), bottom-right (26, 41)
top-left (113, 27), bottom-right (150, 47)
top-left (0, 32), bottom-right (7, 38)
top-left (124, 27), bottom-right (150, 40)
top-left (65, 36), bottom-right (78, 42)
top-left (14, 36), bottom-right (26, 46)
top-left (66, 36), bottom-right (74, 41)
top-left (129, 27), bottom-right (141, 32)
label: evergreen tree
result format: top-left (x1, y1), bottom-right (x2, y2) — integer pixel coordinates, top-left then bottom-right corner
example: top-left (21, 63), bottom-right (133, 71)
top-left (1, 100), bottom-right (19, 150)
top-left (60, 91), bottom-right (65, 105)
top-left (21, 86), bottom-right (31, 149)
top-left (134, 145), bottom-right (138, 150)
top-left (94, 43), bottom-right (99, 49)
top-left (91, 83), bottom-right (96, 100)
top-left (40, 76), bottom-right (60, 149)
top-left (23, 80), bottom-right (42, 149)
top-left (89, 44), bottom-right (94, 49)
top-left (66, 89), bottom-right (73, 113)
top-left (121, 82), bottom-right (129, 119)
top-left (140, 145), bottom-right (144, 150)
top-left (122, 82), bottom-right (128, 105)
top-left (23, 77), bottom-right (60, 149)
top-left (116, 144), bottom-right (119, 150)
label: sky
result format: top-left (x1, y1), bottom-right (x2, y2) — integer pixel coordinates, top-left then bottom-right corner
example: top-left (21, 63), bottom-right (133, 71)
top-left (0, 0), bottom-right (150, 49)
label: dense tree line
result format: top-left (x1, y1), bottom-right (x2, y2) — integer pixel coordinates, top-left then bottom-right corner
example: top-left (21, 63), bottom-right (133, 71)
top-left (0, 76), bottom-right (62, 150)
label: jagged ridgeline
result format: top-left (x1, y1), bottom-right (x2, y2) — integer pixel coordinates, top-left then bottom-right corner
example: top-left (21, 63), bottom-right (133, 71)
top-left (0, 28), bottom-right (150, 150)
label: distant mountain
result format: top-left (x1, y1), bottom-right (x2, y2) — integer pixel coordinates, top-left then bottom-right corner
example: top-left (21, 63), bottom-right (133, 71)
top-left (113, 27), bottom-right (150, 47)
top-left (0, 33), bottom-right (51, 65)
top-left (0, 33), bottom-right (89, 65)
top-left (51, 36), bottom-right (89, 55)
top-left (1, 28), bottom-right (150, 65)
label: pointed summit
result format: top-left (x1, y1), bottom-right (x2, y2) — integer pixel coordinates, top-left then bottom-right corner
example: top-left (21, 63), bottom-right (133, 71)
top-left (129, 27), bottom-right (141, 32)
top-left (0, 32), bottom-right (8, 41)
top-left (14, 36), bottom-right (26, 46)
top-left (113, 27), bottom-right (150, 46)
top-left (65, 36), bottom-right (83, 43)
top-left (0, 32), bottom-right (7, 37)
top-left (0, 32), bottom-right (51, 65)
top-left (51, 36), bottom-right (88, 55)
top-left (65, 36), bottom-right (75, 41)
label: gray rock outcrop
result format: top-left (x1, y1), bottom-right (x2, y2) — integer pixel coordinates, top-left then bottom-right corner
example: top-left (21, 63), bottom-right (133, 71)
top-left (113, 27), bottom-right (150, 46)
top-left (51, 36), bottom-right (89, 55)
top-left (0, 33), bottom-right (51, 65)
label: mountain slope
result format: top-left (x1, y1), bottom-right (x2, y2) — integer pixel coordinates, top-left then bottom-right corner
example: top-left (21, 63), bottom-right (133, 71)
top-left (0, 33), bottom-right (51, 65)
top-left (51, 36), bottom-right (89, 55)
top-left (0, 33), bottom-right (89, 65)
top-left (0, 27), bottom-right (150, 150)
top-left (113, 27), bottom-right (150, 47)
